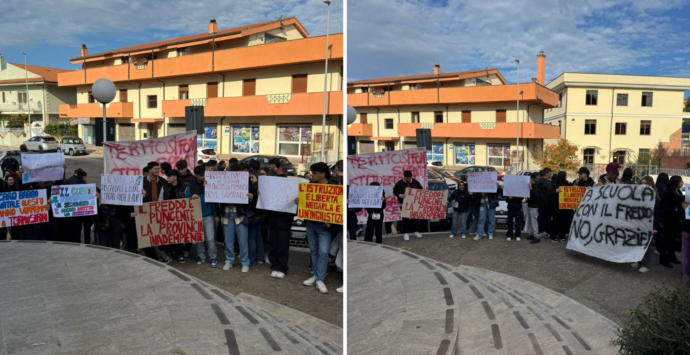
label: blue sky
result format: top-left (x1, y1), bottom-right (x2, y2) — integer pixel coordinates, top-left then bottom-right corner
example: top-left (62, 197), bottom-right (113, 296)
top-left (0, 0), bottom-right (343, 71)
top-left (348, 0), bottom-right (690, 99)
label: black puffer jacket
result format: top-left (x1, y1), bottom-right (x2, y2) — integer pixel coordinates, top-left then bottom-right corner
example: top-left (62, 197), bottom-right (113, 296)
top-left (159, 182), bottom-right (188, 201)
top-left (448, 188), bottom-right (470, 213)
top-left (573, 177), bottom-right (595, 187)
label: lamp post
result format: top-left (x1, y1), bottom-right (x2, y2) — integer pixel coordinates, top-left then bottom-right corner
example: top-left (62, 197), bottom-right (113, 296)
top-left (320, 0), bottom-right (331, 162)
top-left (515, 59), bottom-right (520, 173)
top-left (92, 79), bottom-right (116, 174)
top-left (21, 52), bottom-right (31, 138)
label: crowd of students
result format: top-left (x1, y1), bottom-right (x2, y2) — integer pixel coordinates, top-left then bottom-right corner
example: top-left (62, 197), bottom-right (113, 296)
top-left (1, 153), bottom-right (345, 293)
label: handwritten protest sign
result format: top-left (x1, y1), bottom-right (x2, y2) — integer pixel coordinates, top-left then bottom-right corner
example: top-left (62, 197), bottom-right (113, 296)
top-left (135, 198), bottom-right (204, 248)
top-left (559, 186), bottom-right (587, 210)
top-left (21, 153), bottom-right (64, 183)
top-left (0, 189), bottom-right (49, 227)
top-left (51, 184), bottom-right (98, 218)
top-left (103, 131), bottom-right (197, 175)
top-left (205, 171), bottom-right (249, 204)
top-left (347, 148), bottom-right (427, 224)
top-left (256, 176), bottom-right (300, 214)
top-left (401, 188), bottom-right (448, 219)
top-left (100, 174), bottom-right (144, 206)
top-left (348, 186), bottom-right (384, 208)
top-left (297, 183), bottom-right (343, 224)
top-left (502, 175), bottom-right (530, 198)
top-left (468, 171), bottom-right (497, 193)
top-left (567, 185), bottom-right (655, 263)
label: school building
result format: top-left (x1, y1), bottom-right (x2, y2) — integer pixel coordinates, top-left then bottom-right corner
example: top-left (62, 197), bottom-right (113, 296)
top-left (347, 52), bottom-right (560, 171)
top-left (544, 73), bottom-right (690, 166)
top-left (57, 17), bottom-right (343, 162)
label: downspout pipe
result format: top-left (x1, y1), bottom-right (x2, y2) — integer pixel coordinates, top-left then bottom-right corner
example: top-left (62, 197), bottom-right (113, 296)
top-left (130, 81), bottom-right (142, 138)
top-left (375, 108), bottom-right (380, 139)
top-left (442, 104), bottom-right (449, 123)
top-left (609, 87), bottom-right (616, 163)
top-left (220, 116), bottom-right (227, 156)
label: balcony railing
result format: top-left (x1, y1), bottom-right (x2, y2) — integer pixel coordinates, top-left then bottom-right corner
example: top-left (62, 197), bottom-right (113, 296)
top-left (190, 98), bottom-right (207, 106)
top-left (397, 122), bottom-right (559, 139)
top-left (267, 94), bottom-right (291, 104)
top-left (0, 102), bottom-right (42, 113)
top-left (58, 102), bottom-right (134, 118)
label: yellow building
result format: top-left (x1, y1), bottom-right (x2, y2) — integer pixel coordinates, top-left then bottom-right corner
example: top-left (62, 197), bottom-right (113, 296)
top-left (545, 73), bottom-right (690, 165)
top-left (57, 17), bottom-right (343, 163)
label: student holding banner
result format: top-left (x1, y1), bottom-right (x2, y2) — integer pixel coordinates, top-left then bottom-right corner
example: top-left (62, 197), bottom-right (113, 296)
top-left (94, 188), bottom-right (123, 249)
top-left (393, 171), bottom-right (424, 241)
top-left (157, 170), bottom-right (188, 263)
top-left (474, 183), bottom-right (501, 241)
top-left (631, 176), bottom-right (661, 273)
top-left (364, 182), bottom-right (386, 244)
top-left (659, 175), bottom-right (684, 268)
top-left (185, 166), bottom-right (219, 268)
top-left (502, 189), bottom-right (524, 242)
top-left (548, 171), bottom-right (571, 243)
top-left (247, 173), bottom-right (264, 267)
top-left (217, 163), bottom-right (250, 272)
top-left (527, 173), bottom-right (541, 244)
top-left (448, 181), bottom-right (471, 239)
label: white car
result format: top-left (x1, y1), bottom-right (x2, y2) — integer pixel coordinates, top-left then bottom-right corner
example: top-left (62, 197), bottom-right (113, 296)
top-left (428, 161), bottom-right (444, 169)
top-left (197, 147), bottom-right (217, 163)
top-left (23, 136), bottom-right (60, 152)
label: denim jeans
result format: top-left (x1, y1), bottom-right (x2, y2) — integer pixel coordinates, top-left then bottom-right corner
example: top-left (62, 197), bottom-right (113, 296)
top-left (450, 210), bottom-right (468, 236)
top-left (224, 211), bottom-right (249, 267)
top-left (197, 215), bottom-right (217, 260)
top-left (476, 202), bottom-right (496, 237)
top-left (306, 220), bottom-right (332, 282)
top-left (468, 206), bottom-right (479, 233)
top-left (247, 217), bottom-right (264, 266)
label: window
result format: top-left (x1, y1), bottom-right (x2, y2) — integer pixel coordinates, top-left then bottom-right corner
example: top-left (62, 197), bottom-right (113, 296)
top-left (613, 151), bottom-right (626, 165)
top-left (88, 92), bottom-right (95, 103)
top-left (411, 112), bottom-right (420, 123)
top-left (558, 92), bottom-right (563, 107)
top-left (265, 33), bottom-right (287, 44)
top-left (292, 74), bottom-right (308, 93)
top-left (385, 119), bottom-right (394, 129)
top-left (427, 143), bottom-right (444, 163)
top-left (17, 91), bottom-right (27, 103)
top-left (487, 144), bottom-right (510, 166)
top-left (462, 111), bottom-right (471, 123)
top-left (197, 124), bottom-right (218, 151)
top-left (243, 79), bottom-right (256, 96)
top-left (207, 82), bottom-right (218, 98)
top-left (177, 48), bottom-right (187, 57)
top-left (178, 85), bottom-right (188, 100)
top-left (496, 110), bottom-right (506, 123)
top-left (617, 93), bottom-right (628, 106)
top-left (615, 122), bottom-right (627, 135)
top-left (277, 125), bottom-right (311, 156)
top-left (642, 92), bottom-right (653, 107)
top-left (584, 120), bottom-right (596, 135)
top-left (315, 133), bottom-right (334, 150)
top-left (455, 143), bottom-right (476, 165)
top-left (147, 95), bottom-right (157, 109)
top-left (232, 125), bottom-right (260, 154)
top-left (640, 120), bottom-right (651, 135)
top-left (434, 111), bottom-right (443, 123)
top-left (558, 121), bottom-right (562, 135)
top-left (583, 148), bottom-right (594, 164)
top-left (409, 84), bottom-right (418, 90)
top-left (119, 89), bottom-right (128, 103)
top-left (586, 90), bottom-right (598, 105)
top-left (360, 113), bottom-right (368, 124)
top-left (475, 78), bottom-right (491, 87)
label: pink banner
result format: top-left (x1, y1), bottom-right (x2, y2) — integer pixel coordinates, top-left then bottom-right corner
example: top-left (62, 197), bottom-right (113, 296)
top-left (347, 148), bottom-right (427, 223)
top-left (103, 131), bottom-right (197, 175)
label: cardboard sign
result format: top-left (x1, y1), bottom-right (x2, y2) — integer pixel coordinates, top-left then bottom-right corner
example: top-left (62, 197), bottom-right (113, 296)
top-left (205, 171), bottom-right (249, 204)
top-left (348, 186), bottom-right (384, 208)
top-left (297, 183), bottom-right (343, 224)
top-left (21, 153), bottom-right (64, 183)
top-left (135, 198), bottom-right (204, 248)
top-left (0, 189), bottom-right (49, 227)
top-left (468, 171), bottom-right (497, 193)
top-left (559, 186), bottom-right (587, 210)
top-left (51, 184), bottom-right (98, 218)
top-left (347, 148), bottom-right (427, 224)
top-left (256, 176), bottom-right (300, 214)
top-left (401, 188), bottom-right (448, 220)
top-left (100, 174), bottom-right (144, 206)
top-left (103, 131), bottom-right (197, 175)
top-left (567, 185), bottom-right (655, 263)
top-left (502, 175), bottom-right (530, 198)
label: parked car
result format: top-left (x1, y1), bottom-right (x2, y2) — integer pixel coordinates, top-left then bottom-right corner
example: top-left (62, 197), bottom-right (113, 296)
top-left (517, 170), bottom-right (539, 176)
top-left (428, 170), bottom-right (457, 191)
top-left (428, 161), bottom-right (444, 169)
top-left (57, 137), bottom-right (87, 156)
top-left (431, 168), bottom-right (463, 185)
top-left (453, 166), bottom-right (504, 182)
top-left (287, 176), bottom-right (309, 248)
top-left (23, 136), bottom-right (59, 152)
top-left (197, 147), bottom-right (217, 163)
top-left (239, 155), bottom-right (296, 176)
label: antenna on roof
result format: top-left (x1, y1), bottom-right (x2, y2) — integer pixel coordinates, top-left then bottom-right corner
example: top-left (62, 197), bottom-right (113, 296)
top-left (279, 15), bottom-right (285, 30)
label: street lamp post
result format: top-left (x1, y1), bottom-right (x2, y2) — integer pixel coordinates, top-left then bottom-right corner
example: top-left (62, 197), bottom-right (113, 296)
top-left (515, 59), bottom-right (520, 173)
top-left (92, 79), bottom-right (116, 174)
top-left (21, 52), bottom-right (30, 139)
top-left (321, 0), bottom-right (331, 163)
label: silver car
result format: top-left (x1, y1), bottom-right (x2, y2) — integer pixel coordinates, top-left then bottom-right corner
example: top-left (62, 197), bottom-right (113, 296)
top-left (23, 136), bottom-right (59, 152)
top-left (58, 136), bottom-right (87, 156)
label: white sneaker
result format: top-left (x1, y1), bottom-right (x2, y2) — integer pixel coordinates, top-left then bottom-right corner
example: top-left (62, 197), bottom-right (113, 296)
top-left (316, 281), bottom-right (328, 294)
top-left (414, 232), bottom-right (422, 238)
top-left (483, 234), bottom-right (488, 237)
top-left (507, 237), bottom-right (512, 241)
top-left (516, 237), bottom-right (521, 242)
top-left (223, 260), bottom-right (233, 270)
top-left (631, 263), bottom-right (640, 268)
top-left (403, 233), bottom-right (410, 241)
top-left (449, 234), bottom-right (455, 239)
top-left (275, 271), bottom-right (285, 279)
top-left (336, 286), bottom-right (343, 293)
top-left (473, 235), bottom-right (482, 241)
top-left (303, 276), bottom-right (316, 286)
top-left (638, 266), bottom-right (650, 273)
top-left (270, 270), bottom-right (278, 278)
top-left (488, 235), bottom-right (493, 240)
top-left (461, 235), bottom-right (466, 239)
top-left (265, 256), bottom-right (271, 264)
top-left (241, 266), bottom-right (249, 273)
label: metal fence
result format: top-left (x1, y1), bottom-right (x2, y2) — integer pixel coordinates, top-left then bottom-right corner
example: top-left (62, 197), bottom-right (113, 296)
top-left (582, 164), bottom-right (659, 182)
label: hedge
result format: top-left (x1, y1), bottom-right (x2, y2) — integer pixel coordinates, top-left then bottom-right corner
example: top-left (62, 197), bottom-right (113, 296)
top-left (44, 123), bottom-right (78, 137)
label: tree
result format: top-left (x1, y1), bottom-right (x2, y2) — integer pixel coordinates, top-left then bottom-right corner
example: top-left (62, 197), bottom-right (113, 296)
top-left (534, 138), bottom-right (580, 172)
top-left (44, 123), bottom-right (77, 137)
top-left (684, 99), bottom-right (690, 112)
top-left (6, 114), bottom-right (28, 128)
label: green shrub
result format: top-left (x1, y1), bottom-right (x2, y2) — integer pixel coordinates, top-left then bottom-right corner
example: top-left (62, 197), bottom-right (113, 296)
top-left (44, 123), bottom-right (77, 137)
top-left (611, 286), bottom-right (690, 354)
top-left (6, 114), bottom-right (28, 128)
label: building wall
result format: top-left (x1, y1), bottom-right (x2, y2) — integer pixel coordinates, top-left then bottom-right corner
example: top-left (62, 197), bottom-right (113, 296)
top-left (46, 84), bottom-right (77, 114)
top-left (0, 64), bottom-right (42, 80)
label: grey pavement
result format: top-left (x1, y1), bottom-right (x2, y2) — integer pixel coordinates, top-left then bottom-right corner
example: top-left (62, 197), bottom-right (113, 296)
top-left (0, 240), bottom-right (342, 355)
top-left (348, 240), bottom-right (621, 355)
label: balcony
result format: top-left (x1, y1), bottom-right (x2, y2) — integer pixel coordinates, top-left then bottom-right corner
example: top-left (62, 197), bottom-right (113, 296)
top-left (58, 102), bottom-right (134, 118)
top-left (348, 123), bottom-right (373, 137)
top-left (162, 91), bottom-right (343, 117)
top-left (58, 34), bottom-right (343, 86)
top-left (397, 122), bottom-right (559, 139)
top-left (347, 82), bottom-right (559, 108)
top-left (0, 102), bottom-right (42, 113)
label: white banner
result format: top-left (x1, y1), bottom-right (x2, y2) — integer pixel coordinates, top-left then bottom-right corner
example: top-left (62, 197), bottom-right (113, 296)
top-left (502, 175), bottom-right (530, 198)
top-left (205, 171), bottom-right (249, 204)
top-left (51, 184), bottom-right (98, 218)
top-left (100, 174), bottom-right (144, 206)
top-left (103, 131), bottom-right (197, 175)
top-left (468, 171), bottom-right (497, 193)
top-left (21, 153), bottom-right (65, 183)
top-left (256, 176), bottom-right (299, 214)
top-left (567, 185), bottom-right (655, 263)
top-left (348, 186), bottom-right (384, 209)
top-left (347, 148), bottom-right (427, 223)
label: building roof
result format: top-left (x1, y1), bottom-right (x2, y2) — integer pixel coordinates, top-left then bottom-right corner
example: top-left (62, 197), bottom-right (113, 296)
top-left (3, 64), bottom-right (71, 83)
top-left (74, 17), bottom-right (308, 62)
top-left (348, 69), bottom-right (506, 86)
